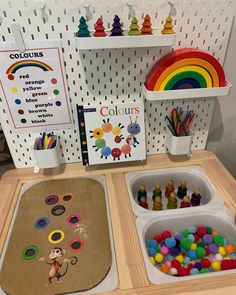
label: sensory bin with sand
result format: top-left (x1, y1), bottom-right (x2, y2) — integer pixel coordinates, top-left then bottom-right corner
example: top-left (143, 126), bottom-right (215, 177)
top-left (0, 176), bottom-right (117, 295)
top-left (125, 166), bottom-right (223, 216)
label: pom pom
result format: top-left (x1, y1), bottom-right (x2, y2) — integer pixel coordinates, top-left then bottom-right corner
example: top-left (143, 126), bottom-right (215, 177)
top-left (181, 229), bottom-right (190, 237)
top-left (197, 241), bottom-right (205, 248)
top-left (184, 256), bottom-right (190, 265)
top-left (161, 263), bottom-right (170, 273)
top-left (187, 234), bottom-right (195, 243)
top-left (218, 246), bottom-right (226, 256)
top-left (213, 235), bottom-right (224, 246)
top-left (190, 268), bottom-right (199, 275)
top-left (175, 254), bottom-right (184, 264)
top-left (170, 267), bottom-right (178, 275)
top-left (190, 243), bottom-right (197, 250)
top-left (165, 237), bottom-right (176, 248)
top-left (178, 266), bottom-right (189, 276)
top-left (153, 235), bottom-right (162, 243)
top-left (200, 268), bottom-right (209, 273)
top-left (148, 248), bottom-right (157, 256)
top-left (205, 247), bottom-right (210, 256)
top-left (212, 230), bottom-right (219, 236)
top-left (211, 261), bottom-right (221, 271)
top-left (175, 233), bottom-right (183, 240)
top-left (197, 226), bottom-right (207, 237)
top-left (161, 231), bottom-right (172, 240)
top-left (188, 226), bottom-right (197, 234)
top-left (194, 234), bottom-right (200, 242)
top-left (166, 255), bottom-right (174, 261)
top-left (201, 258), bottom-right (211, 268)
top-left (170, 247), bottom-right (181, 257)
top-left (225, 244), bottom-right (235, 254)
top-left (203, 234), bottom-right (212, 245)
top-left (180, 237), bottom-right (191, 249)
top-left (149, 257), bottom-right (155, 265)
top-left (215, 253), bottom-right (223, 261)
top-left (206, 226), bottom-right (212, 234)
top-left (194, 262), bottom-right (202, 270)
top-left (196, 247), bottom-right (206, 259)
top-left (171, 259), bottom-right (181, 269)
top-left (160, 246), bottom-right (169, 255)
top-left (146, 239), bottom-right (158, 248)
top-left (209, 243), bottom-right (218, 254)
top-left (155, 253), bottom-right (164, 263)
top-left (188, 250), bottom-right (197, 260)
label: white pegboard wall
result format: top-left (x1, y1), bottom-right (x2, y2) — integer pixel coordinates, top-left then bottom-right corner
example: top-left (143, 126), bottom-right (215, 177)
top-left (0, 0), bottom-right (235, 168)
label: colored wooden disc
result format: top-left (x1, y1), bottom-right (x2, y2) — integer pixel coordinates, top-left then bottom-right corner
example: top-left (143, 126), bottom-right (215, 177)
top-left (173, 78), bottom-right (200, 89)
top-left (159, 65), bottom-right (212, 91)
top-left (145, 48), bottom-right (226, 90)
top-left (153, 58), bottom-right (220, 89)
top-left (164, 71), bottom-right (207, 90)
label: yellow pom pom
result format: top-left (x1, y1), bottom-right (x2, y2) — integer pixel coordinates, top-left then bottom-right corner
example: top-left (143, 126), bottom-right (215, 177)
top-left (190, 243), bottom-right (197, 250)
top-left (225, 244), bottom-right (235, 254)
top-left (218, 246), bottom-right (226, 256)
top-left (155, 253), bottom-right (164, 263)
top-left (149, 257), bottom-right (156, 265)
top-left (175, 254), bottom-right (184, 263)
top-left (224, 257), bottom-right (231, 260)
top-left (211, 261), bottom-right (221, 271)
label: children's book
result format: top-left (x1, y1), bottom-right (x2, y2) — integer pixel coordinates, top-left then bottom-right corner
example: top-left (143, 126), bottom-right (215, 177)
top-left (77, 101), bottom-right (146, 165)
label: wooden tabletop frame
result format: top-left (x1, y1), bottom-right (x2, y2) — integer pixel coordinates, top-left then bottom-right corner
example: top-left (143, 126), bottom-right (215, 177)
top-left (0, 151), bottom-right (236, 295)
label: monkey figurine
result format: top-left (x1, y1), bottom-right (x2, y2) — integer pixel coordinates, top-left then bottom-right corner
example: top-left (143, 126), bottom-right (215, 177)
top-left (177, 180), bottom-right (187, 199)
top-left (152, 184), bottom-right (162, 201)
top-left (180, 195), bottom-right (191, 208)
top-left (39, 247), bottom-right (78, 285)
top-left (191, 187), bottom-right (202, 206)
top-left (152, 196), bottom-right (163, 211)
top-left (165, 180), bottom-right (175, 199)
top-left (167, 192), bottom-right (177, 209)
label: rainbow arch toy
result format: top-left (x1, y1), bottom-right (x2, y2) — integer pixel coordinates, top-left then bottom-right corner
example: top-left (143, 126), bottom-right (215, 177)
top-left (145, 48), bottom-right (226, 91)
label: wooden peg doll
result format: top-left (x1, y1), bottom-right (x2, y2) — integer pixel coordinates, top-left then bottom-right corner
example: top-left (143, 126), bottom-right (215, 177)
top-left (180, 195), bottom-right (191, 208)
top-left (152, 196), bottom-right (163, 211)
top-left (190, 187), bottom-right (202, 206)
top-left (167, 192), bottom-right (177, 209)
top-left (165, 180), bottom-right (175, 199)
top-left (137, 185), bottom-right (148, 209)
top-left (177, 180), bottom-right (187, 199)
top-left (152, 184), bottom-right (162, 201)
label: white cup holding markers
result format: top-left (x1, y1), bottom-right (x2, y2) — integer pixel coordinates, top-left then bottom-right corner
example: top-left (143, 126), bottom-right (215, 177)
top-left (165, 108), bottom-right (195, 156)
top-left (34, 133), bottom-right (60, 168)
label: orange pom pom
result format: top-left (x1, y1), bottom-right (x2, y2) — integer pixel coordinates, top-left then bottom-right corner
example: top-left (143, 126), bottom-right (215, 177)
top-left (212, 230), bottom-right (219, 236)
top-left (225, 244), bottom-right (235, 254)
top-left (161, 264), bottom-right (170, 273)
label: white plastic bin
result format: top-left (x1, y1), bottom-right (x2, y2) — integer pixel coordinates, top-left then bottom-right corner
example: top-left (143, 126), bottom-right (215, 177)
top-left (165, 129), bottom-right (193, 156)
top-left (136, 208), bottom-right (236, 284)
top-left (34, 136), bottom-right (60, 169)
top-left (125, 166), bottom-right (223, 217)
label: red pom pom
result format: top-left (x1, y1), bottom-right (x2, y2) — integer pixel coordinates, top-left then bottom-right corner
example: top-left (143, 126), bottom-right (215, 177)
top-left (153, 235), bottom-right (162, 243)
top-left (187, 264), bottom-right (193, 272)
top-left (221, 260), bottom-right (234, 270)
top-left (201, 258), bottom-right (211, 268)
top-left (161, 231), bottom-right (172, 240)
top-left (178, 266), bottom-right (189, 276)
top-left (205, 247), bottom-right (210, 256)
top-left (232, 259), bottom-right (236, 268)
top-left (171, 259), bottom-right (181, 269)
top-left (194, 234), bottom-right (200, 242)
top-left (197, 226), bottom-right (207, 237)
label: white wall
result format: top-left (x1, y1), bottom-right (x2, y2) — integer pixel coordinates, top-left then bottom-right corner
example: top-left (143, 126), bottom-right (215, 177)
top-left (207, 15), bottom-right (236, 177)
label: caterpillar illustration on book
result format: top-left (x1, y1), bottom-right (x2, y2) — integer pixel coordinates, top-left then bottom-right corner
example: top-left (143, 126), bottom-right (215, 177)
top-left (39, 248), bottom-right (78, 286)
top-left (89, 116), bottom-right (141, 161)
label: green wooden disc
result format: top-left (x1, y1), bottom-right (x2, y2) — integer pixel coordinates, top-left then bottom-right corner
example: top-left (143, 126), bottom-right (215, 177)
top-left (165, 71), bottom-right (207, 90)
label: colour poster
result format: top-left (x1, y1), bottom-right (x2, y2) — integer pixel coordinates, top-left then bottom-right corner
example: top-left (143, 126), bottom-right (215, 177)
top-left (0, 40), bottom-right (72, 132)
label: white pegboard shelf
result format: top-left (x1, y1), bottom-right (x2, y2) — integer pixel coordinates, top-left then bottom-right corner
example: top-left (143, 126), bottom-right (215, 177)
top-left (75, 31), bottom-right (176, 50)
top-left (142, 82), bottom-right (232, 101)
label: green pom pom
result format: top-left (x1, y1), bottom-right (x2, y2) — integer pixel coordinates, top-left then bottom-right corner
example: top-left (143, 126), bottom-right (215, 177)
top-left (206, 226), bottom-right (212, 234)
top-left (197, 241), bottom-right (205, 248)
top-left (181, 230), bottom-right (190, 238)
top-left (156, 245), bottom-right (161, 253)
top-left (200, 268), bottom-right (209, 273)
top-left (196, 247), bottom-right (206, 259)
top-left (213, 235), bottom-right (224, 246)
top-left (180, 237), bottom-right (191, 249)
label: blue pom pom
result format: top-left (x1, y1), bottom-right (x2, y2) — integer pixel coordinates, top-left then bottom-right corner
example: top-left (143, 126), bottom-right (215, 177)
top-left (166, 254), bottom-right (174, 261)
top-left (188, 234), bottom-right (195, 243)
top-left (188, 250), bottom-right (197, 260)
top-left (148, 247), bottom-right (157, 256)
top-left (188, 226), bottom-right (197, 234)
top-left (146, 239), bottom-right (158, 248)
top-left (184, 256), bottom-right (190, 265)
top-left (165, 237), bottom-right (176, 248)
top-left (190, 268), bottom-right (199, 275)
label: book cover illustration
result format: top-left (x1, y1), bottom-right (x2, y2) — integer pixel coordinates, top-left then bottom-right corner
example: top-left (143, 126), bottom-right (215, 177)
top-left (77, 101), bottom-right (146, 165)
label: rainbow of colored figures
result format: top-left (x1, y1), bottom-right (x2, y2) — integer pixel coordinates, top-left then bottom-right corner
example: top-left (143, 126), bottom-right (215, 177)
top-left (0, 40), bottom-right (72, 132)
top-left (77, 102), bottom-right (146, 166)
